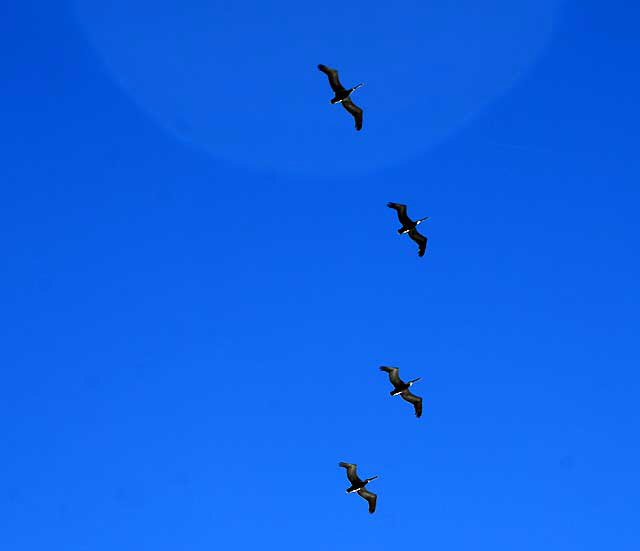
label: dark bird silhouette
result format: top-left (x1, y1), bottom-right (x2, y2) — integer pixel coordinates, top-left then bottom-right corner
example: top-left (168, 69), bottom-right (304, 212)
top-left (379, 366), bottom-right (423, 418)
top-left (387, 202), bottom-right (429, 257)
top-left (318, 64), bottom-right (364, 131)
top-left (338, 462), bottom-right (378, 513)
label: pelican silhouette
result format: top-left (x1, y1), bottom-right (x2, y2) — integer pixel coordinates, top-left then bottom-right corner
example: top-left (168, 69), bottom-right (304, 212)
top-left (380, 366), bottom-right (423, 418)
top-left (318, 64), bottom-right (364, 131)
top-left (338, 462), bottom-right (378, 513)
top-left (387, 202), bottom-right (429, 257)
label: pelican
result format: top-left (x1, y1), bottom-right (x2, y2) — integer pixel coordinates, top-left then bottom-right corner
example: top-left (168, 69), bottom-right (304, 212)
top-left (379, 366), bottom-right (423, 418)
top-left (318, 64), bottom-right (363, 131)
top-left (338, 462), bottom-right (378, 514)
top-left (387, 202), bottom-right (429, 257)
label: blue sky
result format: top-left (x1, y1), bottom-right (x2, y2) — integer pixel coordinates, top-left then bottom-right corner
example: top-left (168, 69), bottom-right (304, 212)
top-left (1, 1), bottom-right (639, 550)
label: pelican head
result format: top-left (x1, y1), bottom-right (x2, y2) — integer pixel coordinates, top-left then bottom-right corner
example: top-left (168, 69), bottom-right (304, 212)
top-left (365, 476), bottom-right (379, 483)
top-left (408, 377), bottom-right (422, 386)
top-left (416, 217), bottom-right (430, 225)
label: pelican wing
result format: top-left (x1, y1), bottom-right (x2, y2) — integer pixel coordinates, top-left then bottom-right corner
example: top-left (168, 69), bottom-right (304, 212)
top-left (318, 64), bottom-right (346, 93)
top-left (387, 202), bottom-right (413, 227)
top-left (357, 489), bottom-right (377, 514)
top-left (401, 389), bottom-right (423, 418)
top-left (341, 99), bottom-right (363, 131)
top-left (408, 228), bottom-right (428, 257)
top-left (379, 366), bottom-right (405, 388)
top-left (339, 462), bottom-right (363, 485)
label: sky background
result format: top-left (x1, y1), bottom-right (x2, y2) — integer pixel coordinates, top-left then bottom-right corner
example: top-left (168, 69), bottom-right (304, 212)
top-left (1, 1), bottom-right (639, 550)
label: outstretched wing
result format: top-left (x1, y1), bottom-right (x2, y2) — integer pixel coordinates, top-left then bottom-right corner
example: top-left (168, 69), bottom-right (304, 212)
top-left (357, 489), bottom-right (377, 514)
top-left (400, 389), bottom-right (423, 418)
top-left (379, 366), bottom-right (405, 388)
top-left (318, 64), bottom-right (346, 93)
top-left (339, 462), bottom-right (363, 485)
top-left (341, 99), bottom-right (363, 131)
top-left (408, 228), bottom-right (428, 257)
top-left (387, 202), bottom-right (413, 227)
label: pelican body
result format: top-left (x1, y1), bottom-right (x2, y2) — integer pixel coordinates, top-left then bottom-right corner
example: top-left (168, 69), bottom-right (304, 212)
top-left (345, 476), bottom-right (379, 494)
top-left (329, 83), bottom-right (363, 104)
top-left (388, 377), bottom-right (421, 396)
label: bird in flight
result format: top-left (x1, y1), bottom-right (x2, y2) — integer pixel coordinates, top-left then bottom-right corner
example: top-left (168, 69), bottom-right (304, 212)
top-left (318, 64), bottom-right (364, 131)
top-left (387, 202), bottom-right (430, 257)
top-left (379, 366), bottom-right (423, 418)
top-left (338, 462), bottom-right (378, 513)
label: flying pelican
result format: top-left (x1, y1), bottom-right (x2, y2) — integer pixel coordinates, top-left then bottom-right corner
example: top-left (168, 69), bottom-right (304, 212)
top-left (387, 202), bottom-right (429, 257)
top-left (318, 64), bottom-right (364, 131)
top-left (338, 462), bottom-right (378, 513)
top-left (379, 366), bottom-right (423, 418)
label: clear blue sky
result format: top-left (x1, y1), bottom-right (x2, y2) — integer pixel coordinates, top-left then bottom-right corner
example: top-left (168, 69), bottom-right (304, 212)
top-left (1, 1), bottom-right (639, 549)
